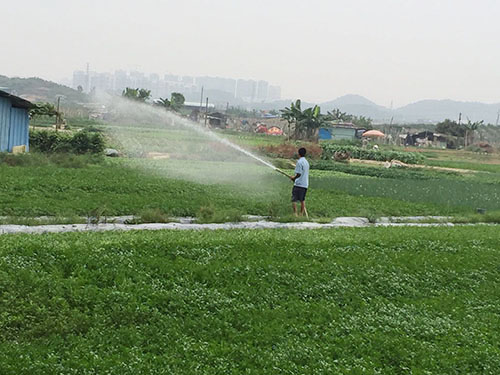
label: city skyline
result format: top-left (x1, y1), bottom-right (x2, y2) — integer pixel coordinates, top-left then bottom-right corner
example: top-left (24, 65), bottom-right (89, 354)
top-left (68, 65), bottom-right (281, 105)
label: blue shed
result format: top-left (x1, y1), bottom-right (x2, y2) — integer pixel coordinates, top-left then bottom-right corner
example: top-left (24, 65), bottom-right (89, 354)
top-left (0, 90), bottom-right (32, 152)
top-left (319, 125), bottom-right (366, 141)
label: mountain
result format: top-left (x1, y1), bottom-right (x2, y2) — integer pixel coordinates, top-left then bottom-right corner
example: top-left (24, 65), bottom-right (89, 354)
top-left (258, 95), bottom-right (500, 124)
top-left (320, 95), bottom-right (392, 121)
top-left (0, 75), bottom-right (88, 107)
top-left (396, 99), bottom-right (500, 124)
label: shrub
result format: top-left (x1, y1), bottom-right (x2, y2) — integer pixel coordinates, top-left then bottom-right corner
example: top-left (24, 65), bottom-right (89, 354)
top-left (321, 144), bottom-right (425, 164)
top-left (69, 131), bottom-right (105, 154)
top-left (30, 130), bottom-right (105, 154)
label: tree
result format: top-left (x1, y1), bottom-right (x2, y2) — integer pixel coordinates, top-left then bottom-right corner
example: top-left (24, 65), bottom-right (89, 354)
top-left (325, 109), bottom-right (372, 128)
top-left (296, 105), bottom-right (324, 140)
top-left (464, 119), bottom-right (484, 147)
top-left (436, 119), bottom-right (465, 137)
top-left (326, 109), bottom-right (350, 122)
top-left (280, 99), bottom-right (302, 140)
top-left (170, 92), bottom-right (185, 112)
top-left (122, 87), bottom-right (151, 102)
top-left (77, 85), bottom-right (83, 93)
top-left (29, 102), bottom-right (63, 131)
top-left (280, 100), bottom-right (325, 140)
top-left (155, 93), bottom-right (185, 112)
top-left (353, 115), bottom-right (373, 128)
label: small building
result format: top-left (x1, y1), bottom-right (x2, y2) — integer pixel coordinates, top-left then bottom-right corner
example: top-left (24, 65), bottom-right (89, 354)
top-left (0, 90), bottom-right (33, 152)
top-left (319, 123), bottom-right (366, 141)
top-left (404, 131), bottom-right (448, 148)
top-left (207, 112), bottom-right (227, 128)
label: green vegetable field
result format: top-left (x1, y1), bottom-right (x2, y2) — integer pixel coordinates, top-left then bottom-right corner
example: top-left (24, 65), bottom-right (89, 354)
top-left (1, 227), bottom-right (499, 373)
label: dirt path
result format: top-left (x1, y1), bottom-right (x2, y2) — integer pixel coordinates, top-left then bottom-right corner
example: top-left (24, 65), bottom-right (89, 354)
top-left (0, 218), bottom-right (491, 235)
top-left (350, 159), bottom-right (476, 174)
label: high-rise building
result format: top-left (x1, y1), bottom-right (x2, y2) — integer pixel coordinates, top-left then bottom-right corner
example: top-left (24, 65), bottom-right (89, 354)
top-left (236, 79), bottom-right (257, 102)
top-left (267, 85), bottom-right (281, 101)
top-left (256, 80), bottom-right (269, 102)
top-left (72, 70), bottom-right (87, 92)
top-left (71, 67), bottom-right (278, 102)
top-left (114, 70), bottom-right (129, 93)
top-left (90, 72), bottom-right (113, 92)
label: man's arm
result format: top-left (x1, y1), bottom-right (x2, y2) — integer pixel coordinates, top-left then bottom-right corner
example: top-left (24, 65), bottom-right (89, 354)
top-left (290, 160), bottom-right (303, 181)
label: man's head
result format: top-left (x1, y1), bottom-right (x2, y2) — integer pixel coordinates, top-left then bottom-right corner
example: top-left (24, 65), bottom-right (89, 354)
top-left (298, 147), bottom-right (306, 157)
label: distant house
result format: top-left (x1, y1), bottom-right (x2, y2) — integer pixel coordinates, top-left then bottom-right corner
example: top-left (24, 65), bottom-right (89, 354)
top-left (0, 90), bottom-right (33, 152)
top-left (319, 123), bottom-right (366, 141)
top-left (404, 131), bottom-right (448, 148)
top-left (207, 112), bottom-right (227, 128)
top-left (183, 101), bottom-right (215, 111)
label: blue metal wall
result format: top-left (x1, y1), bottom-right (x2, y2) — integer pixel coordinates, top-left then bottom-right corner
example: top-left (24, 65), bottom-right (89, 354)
top-left (9, 107), bottom-right (29, 151)
top-left (318, 128), bottom-right (332, 140)
top-left (0, 97), bottom-right (10, 151)
top-left (0, 97), bottom-right (30, 152)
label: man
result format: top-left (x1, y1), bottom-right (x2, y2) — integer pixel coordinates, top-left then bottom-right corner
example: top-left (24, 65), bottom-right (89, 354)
top-left (289, 147), bottom-right (309, 217)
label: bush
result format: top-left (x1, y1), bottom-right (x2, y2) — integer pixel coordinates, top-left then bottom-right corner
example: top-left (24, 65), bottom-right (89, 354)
top-left (321, 144), bottom-right (425, 164)
top-left (30, 130), bottom-right (105, 154)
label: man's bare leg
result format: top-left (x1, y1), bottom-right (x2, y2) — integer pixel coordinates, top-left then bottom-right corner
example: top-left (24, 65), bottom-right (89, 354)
top-left (292, 202), bottom-right (298, 216)
top-left (300, 201), bottom-right (306, 216)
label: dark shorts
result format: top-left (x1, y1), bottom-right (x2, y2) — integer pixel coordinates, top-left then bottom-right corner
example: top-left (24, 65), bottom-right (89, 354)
top-left (291, 186), bottom-right (308, 202)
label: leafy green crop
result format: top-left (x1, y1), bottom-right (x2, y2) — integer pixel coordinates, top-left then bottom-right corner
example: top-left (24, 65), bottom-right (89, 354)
top-left (0, 227), bottom-right (499, 373)
top-left (321, 144), bottom-right (425, 164)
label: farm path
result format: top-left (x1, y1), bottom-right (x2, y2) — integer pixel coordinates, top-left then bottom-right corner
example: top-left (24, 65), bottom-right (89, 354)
top-left (0, 217), bottom-right (491, 235)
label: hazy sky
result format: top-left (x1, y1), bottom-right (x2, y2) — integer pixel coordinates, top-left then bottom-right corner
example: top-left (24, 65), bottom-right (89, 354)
top-left (2, 0), bottom-right (499, 107)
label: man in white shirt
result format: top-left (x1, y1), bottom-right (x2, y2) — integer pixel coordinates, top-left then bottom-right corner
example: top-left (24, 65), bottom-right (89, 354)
top-left (289, 147), bottom-right (309, 217)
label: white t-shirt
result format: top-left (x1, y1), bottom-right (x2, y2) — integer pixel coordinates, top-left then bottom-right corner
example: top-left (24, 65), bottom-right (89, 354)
top-left (294, 157), bottom-right (309, 188)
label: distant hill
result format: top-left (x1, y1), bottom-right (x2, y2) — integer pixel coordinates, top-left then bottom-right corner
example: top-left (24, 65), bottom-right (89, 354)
top-left (396, 99), bottom-right (500, 124)
top-left (320, 95), bottom-right (392, 121)
top-left (254, 94), bottom-right (500, 124)
top-left (0, 75), bottom-right (88, 107)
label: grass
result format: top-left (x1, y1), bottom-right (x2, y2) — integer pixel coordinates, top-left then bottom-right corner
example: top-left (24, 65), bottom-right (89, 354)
top-left (0, 226), bottom-right (499, 373)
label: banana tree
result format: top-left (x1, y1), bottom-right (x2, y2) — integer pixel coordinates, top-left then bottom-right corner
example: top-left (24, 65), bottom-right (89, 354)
top-left (296, 104), bottom-right (324, 140)
top-left (280, 99), bottom-right (302, 140)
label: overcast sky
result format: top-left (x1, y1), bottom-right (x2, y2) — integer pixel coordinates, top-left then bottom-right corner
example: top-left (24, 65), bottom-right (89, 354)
top-left (2, 0), bottom-right (499, 107)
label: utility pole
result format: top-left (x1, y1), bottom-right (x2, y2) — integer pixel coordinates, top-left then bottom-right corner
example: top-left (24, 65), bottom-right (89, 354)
top-left (204, 97), bottom-right (209, 127)
top-left (86, 63), bottom-right (90, 93)
top-left (55, 95), bottom-right (62, 131)
top-left (496, 110), bottom-right (500, 126)
top-left (199, 86), bottom-right (204, 112)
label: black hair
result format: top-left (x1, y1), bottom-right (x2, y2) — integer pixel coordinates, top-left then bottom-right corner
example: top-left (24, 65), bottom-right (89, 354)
top-left (298, 147), bottom-right (306, 157)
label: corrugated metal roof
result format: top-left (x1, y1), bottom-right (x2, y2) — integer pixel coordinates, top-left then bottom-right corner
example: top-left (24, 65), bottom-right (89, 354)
top-left (0, 90), bottom-right (33, 109)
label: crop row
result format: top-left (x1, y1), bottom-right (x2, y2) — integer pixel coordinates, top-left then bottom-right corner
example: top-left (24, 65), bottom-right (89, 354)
top-left (321, 144), bottom-right (425, 164)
